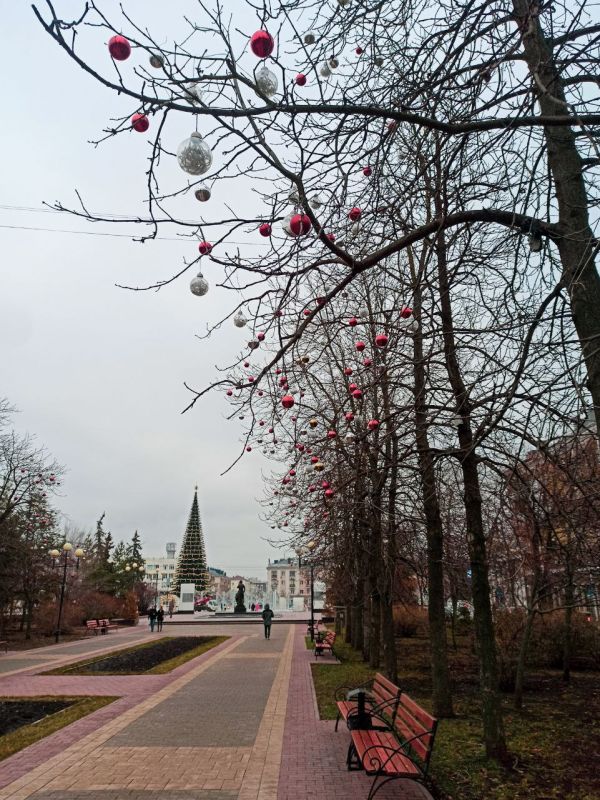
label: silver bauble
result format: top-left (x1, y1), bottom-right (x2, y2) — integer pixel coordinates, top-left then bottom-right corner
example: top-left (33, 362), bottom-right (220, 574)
top-left (320, 64), bottom-right (332, 78)
top-left (233, 311), bottom-right (248, 328)
top-left (281, 213), bottom-right (294, 236)
top-left (303, 31), bottom-right (317, 45)
top-left (310, 193), bottom-right (324, 208)
top-left (256, 66), bottom-right (278, 97)
top-left (374, 56), bottom-right (384, 67)
top-left (328, 58), bottom-right (339, 70)
top-left (190, 272), bottom-right (209, 296)
top-left (177, 132), bottom-right (212, 175)
top-left (149, 54), bottom-right (164, 69)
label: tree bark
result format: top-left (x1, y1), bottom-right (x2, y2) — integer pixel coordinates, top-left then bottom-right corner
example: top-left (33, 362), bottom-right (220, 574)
top-left (514, 0), bottom-right (600, 431)
top-left (562, 565), bottom-right (575, 682)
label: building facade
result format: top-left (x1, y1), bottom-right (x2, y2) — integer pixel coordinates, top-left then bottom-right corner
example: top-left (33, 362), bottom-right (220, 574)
top-left (266, 557), bottom-right (325, 610)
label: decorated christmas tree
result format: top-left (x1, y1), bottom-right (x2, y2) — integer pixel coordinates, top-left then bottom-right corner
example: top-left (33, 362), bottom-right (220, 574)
top-left (172, 487), bottom-right (209, 595)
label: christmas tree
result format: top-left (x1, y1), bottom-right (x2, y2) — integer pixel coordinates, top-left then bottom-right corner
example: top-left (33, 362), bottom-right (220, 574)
top-left (172, 487), bottom-right (209, 595)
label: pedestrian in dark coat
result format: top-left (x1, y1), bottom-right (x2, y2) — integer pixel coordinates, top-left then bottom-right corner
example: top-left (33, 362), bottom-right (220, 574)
top-left (262, 604), bottom-right (274, 639)
top-left (148, 607), bottom-right (157, 632)
top-left (156, 607), bottom-right (164, 632)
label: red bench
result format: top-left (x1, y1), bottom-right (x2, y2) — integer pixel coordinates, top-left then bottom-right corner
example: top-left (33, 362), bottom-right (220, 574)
top-left (335, 673), bottom-right (401, 732)
top-left (314, 630), bottom-right (336, 659)
top-left (347, 692), bottom-right (438, 799)
top-left (99, 619), bottom-right (119, 632)
top-left (85, 620), bottom-right (101, 635)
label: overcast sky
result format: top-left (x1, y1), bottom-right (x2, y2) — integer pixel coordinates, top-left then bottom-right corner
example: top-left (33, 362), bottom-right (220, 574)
top-left (1, 1), bottom-right (291, 579)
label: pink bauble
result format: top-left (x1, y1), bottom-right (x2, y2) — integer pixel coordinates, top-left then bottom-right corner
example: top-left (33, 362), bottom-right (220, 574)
top-left (355, 341), bottom-right (366, 352)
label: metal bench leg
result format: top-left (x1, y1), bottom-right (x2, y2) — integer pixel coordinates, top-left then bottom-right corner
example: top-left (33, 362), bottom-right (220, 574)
top-left (335, 711), bottom-right (341, 732)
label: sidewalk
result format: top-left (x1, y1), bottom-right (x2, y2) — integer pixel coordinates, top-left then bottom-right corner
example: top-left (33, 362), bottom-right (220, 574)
top-left (0, 624), bottom-right (432, 800)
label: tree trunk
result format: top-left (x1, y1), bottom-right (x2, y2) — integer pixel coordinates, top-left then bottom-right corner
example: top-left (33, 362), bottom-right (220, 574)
top-left (562, 568), bottom-right (575, 683)
top-left (369, 588), bottom-right (381, 669)
top-left (344, 603), bottom-right (352, 644)
top-left (514, 0), bottom-right (600, 431)
top-left (380, 594), bottom-right (398, 683)
top-left (514, 605), bottom-right (536, 710)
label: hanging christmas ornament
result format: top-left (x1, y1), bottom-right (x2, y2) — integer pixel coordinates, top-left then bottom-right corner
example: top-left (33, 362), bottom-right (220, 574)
top-left (108, 35), bottom-right (131, 61)
top-left (363, 357), bottom-right (373, 367)
top-left (344, 367), bottom-right (353, 376)
top-left (246, 446), bottom-right (252, 452)
top-left (327, 430), bottom-right (337, 439)
top-left (309, 418), bottom-right (318, 428)
top-left (363, 166), bottom-right (372, 176)
top-left (190, 272), bottom-right (209, 296)
top-left (198, 241), bottom-right (213, 255)
top-left (177, 132), bottom-right (212, 175)
top-left (290, 213), bottom-right (312, 236)
top-left (314, 461), bottom-right (325, 472)
top-left (281, 395), bottom-right (295, 409)
top-left (355, 341), bottom-right (366, 352)
top-left (355, 46), bottom-right (364, 55)
top-left (338, 0), bottom-right (351, 6)
top-left (325, 232), bottom-right (336, 242)
top-left (194, 185), bottom-right (211, 202)
top-left (348, 383), bottom-right (358, 393)
top-left (319, 63), bottom-right (332, 78)
top-left (295, 73), bottom-right (307, 86)
top-left (257, 332), bottom-right (265, 341)
top-left (400, 306), bottom-right (413, 319)
top-left (324, 488), bottom-right (335, 499)
top-left (259, 222), bottom-right (272, 237)
top-left (186, 83), bottom-right (205, 104)
top-left (308, 484), bottom-right (316, 493)
top-left (352, 389), bottom-right (363, 399)
top-left (303, 31), bottom-right (318, 45)
top-left (250, 30), bottom-right (275, 58)
top-left (345, 411), bottom-right (354, 421)
top-left (367, 419), bottom-right (380, 431)
top-left (281, 214), bottom-right (294, 236)
top-left (349, 207), bottom-right (362, 221)
top-left (328, 58), bottom-right (339, 70)
top-left (131, 113), bottom-right (149, 132)
top-left (350, 222), bottom-right (361, 237)
top-left (348, 317), bottom-right (358, 327)
top-left (256, 65), bottom-right (278, 97)
top-left (374, 56), bottom-right (384, 67)
top-left (375, 333), bottom-right (389, 348)
top-left (248, 340), bottom-right (260, 350)
top-left (149, 53), bottom-right (164, 69)
top-left (233, 311), bottom-right (248, 328)
top-left (226, 389), bottom-right (233, 396)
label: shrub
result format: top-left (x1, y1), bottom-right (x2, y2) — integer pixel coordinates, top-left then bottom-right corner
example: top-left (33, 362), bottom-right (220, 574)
top-left (393, 604), bottom-right (428, 637)
top-left (76, 590), bottom-right (121, 623)
top-left (120, 591), bottom-right (139, 625)
top-left (34, 600), bottom-right (81, 636)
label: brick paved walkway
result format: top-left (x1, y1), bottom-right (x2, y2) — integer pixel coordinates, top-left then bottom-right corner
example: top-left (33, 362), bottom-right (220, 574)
top-left (0, 623), bottom-right (433, 799)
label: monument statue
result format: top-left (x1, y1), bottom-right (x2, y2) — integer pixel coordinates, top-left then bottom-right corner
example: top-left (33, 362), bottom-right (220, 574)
top-left (234, 580), bottom-right (246, 614)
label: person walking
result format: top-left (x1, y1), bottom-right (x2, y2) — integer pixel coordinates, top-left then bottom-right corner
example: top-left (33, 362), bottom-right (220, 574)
top-left (262, 604), bottom-right (274, 639)
top-left (148, 607), bottom-right (157, 632)
top-left (156, 607), bottom-right (164, 632)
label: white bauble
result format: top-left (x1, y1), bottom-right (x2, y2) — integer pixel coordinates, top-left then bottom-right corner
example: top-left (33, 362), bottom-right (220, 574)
top-left (256, 66), bottom-right (278, 97)
top-left (320, 63), bottom-right (332, 78)
top-left (233, 311), bottom-right (248, 328)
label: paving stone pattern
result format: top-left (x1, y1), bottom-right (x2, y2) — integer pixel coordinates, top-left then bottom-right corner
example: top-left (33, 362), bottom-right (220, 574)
top-left (235, 636), bottom-right (285, 654)
top-left (31, 791), bottom-right (237, 800)
top-left (0, 660), bottom-right (51, 674)
top-left (107, 656), bottom-right (278, 747)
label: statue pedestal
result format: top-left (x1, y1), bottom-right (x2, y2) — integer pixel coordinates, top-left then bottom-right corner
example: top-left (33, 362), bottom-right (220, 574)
top-left (234, 604), bottom-right (246, 614)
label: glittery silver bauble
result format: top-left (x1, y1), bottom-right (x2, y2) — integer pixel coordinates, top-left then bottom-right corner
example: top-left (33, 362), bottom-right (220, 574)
top-left (190, 272), bottom-right (209, 296)
top-left (233, 311), bottom-right (248, 328)
top-left (255, 65), bottom-right (278, 97)
top-left (194, 185), bottom-right (211, 202)
top-left (177, 132), bottom-right (212, 175)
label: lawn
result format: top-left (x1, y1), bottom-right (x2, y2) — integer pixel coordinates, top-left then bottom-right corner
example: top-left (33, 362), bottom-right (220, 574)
top-left (0, 696), bottom-right (117, 762)
top-left (44, 636), bottom-right (228, 675)
top-left (310, 633), bottom-right (600, 800)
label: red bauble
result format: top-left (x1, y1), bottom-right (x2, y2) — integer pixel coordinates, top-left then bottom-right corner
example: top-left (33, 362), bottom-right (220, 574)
top-left (355, 341), bottom-right (366, 352)
top-left (326, 232), bottom-right (336, 242)
top-left (275, 309), bottom-right (283, 317)
top-left (259, 222), bottom-right (272, 237)
top-left (282, 477), bottom-right (290, 485)
top-left (316, 296), bottom-right (326, 305)
top-left (198, 241), bottom-right (212, 255)
top-left (250, 30), bottom-right (275, 58)
top-left (248, 376), bottom-right (255, 383)
top-left (327, 430), bottom-right (337, 439)
top-left (289, 469), bottom-right (296, 476)
top-left (303, 309), bottom-right (311, 316)
top-left (297, 444), bottom-right (305, 451)
top-left (258, 390), bottom-right (264, 396)
top-left (348, 317), bottom-right (358, 327)
top-left (259, 420), bottom-right (265, 426)
top-left (349, 207), bottom-right (362, 221)
top-left (375, 333), bottom-right (389, 348)
top-left (345, 411), bottom-right (354, 421)
top-left (257, 332), bottom-right (265, 341)
top-left (289, 213), bottom-right (312, 236)
top-left (268, 427), bottom-right (274, 433)
top-left (226, 389), bottom-right (233, 396)
top-left (363, 357), bottom-right (373, 367)
top-left (275, 368), bottom-right (282, 375)
top-left (311, 456), bottom-right (319, 464)
top-left (367, 419), bottom-right (380, 431)
top-left (344, 367), bottom-right (353, 376)
top-left (308, 484), bottom-right (316, 492)
top-left (322, 480), bottom-right (330, 489)
top-left (362, 166), bottom-right (372, 177)
top-left (348, 383), bottom-right (358, 392)
top-left (131, 113), bottom-right (149, 132)
top-left (356, 46), bottom-right (364, 55)
top-left (295, 73), bottom-right (307, 86)
top-left (108, 35), bottom-right (131, 61)
top-left (281, 394), bottom-right (295, 409)
top-left (324, 488), bottom-right (335, 499)
top-left (400, 306), bottom-right (413, 319)
top-left (352, 389), bottom-right (363, 399)
top-left (246, 446), bottom-right (252, 452)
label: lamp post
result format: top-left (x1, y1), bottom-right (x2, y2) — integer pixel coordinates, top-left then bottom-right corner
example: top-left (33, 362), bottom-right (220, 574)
top-left (297, 540), bottom-right (317, 641)
top-left (49, 542), bottom-right (84, 644)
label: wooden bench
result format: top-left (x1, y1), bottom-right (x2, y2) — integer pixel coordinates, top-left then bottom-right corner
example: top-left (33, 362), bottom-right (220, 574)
top-left (85, 620), bottom-right (101, 635)
top-left (347, 692), bottom-right (438, 799)
top-left (335, 673), bottom-right (401, 732)
top-left (314, 630), bottom-right (336, 659)
top-left (99, 619), bottom-right (119, 633)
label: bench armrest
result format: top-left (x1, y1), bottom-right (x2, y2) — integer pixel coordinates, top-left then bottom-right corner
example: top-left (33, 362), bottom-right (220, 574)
top-left (360, 741), bottom-right (423, 776)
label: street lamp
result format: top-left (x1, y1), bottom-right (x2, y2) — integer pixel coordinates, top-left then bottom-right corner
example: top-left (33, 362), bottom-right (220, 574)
top-left (297, 540), bottom-right (317, 641)
top-left (49, 542), bottom-right (84, 644)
